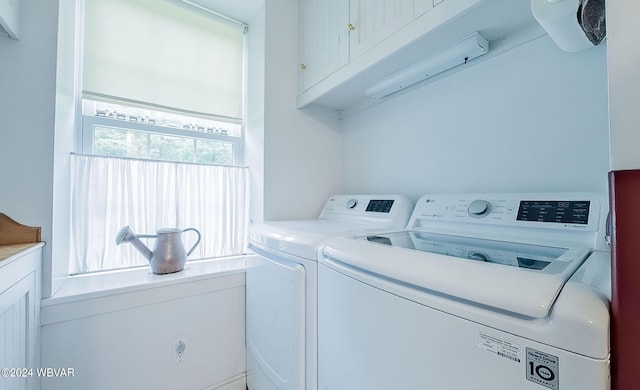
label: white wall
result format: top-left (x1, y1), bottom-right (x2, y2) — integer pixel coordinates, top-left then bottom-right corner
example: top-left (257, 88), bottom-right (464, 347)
top-left (607, 1), bottom-right (640, 170)
top-left (341, 36), bottom-right (610, 200)
top-left (0, 0), bottom-right (59, 288)
top-left (49, 0), bottom-right (80, 298)
top-left (262, 0), bottom-right (343, 220)
top-left (246, 3), bottom-right (265, 224)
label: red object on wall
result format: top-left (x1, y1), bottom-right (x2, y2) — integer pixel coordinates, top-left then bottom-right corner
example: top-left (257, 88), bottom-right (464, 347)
top-left (609, 170), bottom-right (640, 390)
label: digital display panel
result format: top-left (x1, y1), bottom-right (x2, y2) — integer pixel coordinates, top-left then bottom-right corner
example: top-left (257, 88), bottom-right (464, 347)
top-left (366, 199), bottom-right (395, 213)
top-left (516, 201), bottom-right (590, 225)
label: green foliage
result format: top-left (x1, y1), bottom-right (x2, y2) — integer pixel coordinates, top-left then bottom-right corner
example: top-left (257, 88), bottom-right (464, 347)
top-left (93, 126), bottom-right (233, 165)
top-left (149, 133), bottom-right (193, 162)
top-left (196, 139), bottom-right (233, 165)
top-left (94, 126), bottom-right (148, 158)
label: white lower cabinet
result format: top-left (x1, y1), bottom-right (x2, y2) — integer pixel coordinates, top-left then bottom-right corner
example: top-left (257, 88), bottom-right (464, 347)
top-left (0, 244), bottom-right (43, 390)
top-left (40, 270), bottom-right (246, 390)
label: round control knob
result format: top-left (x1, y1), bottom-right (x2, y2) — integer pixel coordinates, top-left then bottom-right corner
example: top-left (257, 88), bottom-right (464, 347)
top-left (346, 199), bottom-right (358, 209)
top-left (468, 200), bottom-right (491, 218)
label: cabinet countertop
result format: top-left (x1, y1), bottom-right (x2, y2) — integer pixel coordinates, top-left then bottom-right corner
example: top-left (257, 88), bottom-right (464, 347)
top-left (0, 242), bottom-right (44, 264)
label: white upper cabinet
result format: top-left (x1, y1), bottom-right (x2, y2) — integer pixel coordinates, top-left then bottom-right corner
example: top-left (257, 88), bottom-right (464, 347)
top-left (298, 0), bottom-right (350, 92)
top-left (349, 0), bottom-right (414, 60)
top-left (297, 0), bottom-right (535, 112)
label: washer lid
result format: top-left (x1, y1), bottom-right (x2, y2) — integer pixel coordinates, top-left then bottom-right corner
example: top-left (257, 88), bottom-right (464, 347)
top-left (364, 231), bottom-right (572, 273)
top-left (322, 235), bottom-right (592, 318)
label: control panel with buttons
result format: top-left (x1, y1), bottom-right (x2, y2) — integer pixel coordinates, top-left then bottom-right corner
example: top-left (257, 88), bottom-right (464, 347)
top-left (318, 195), bottom-right (414, 229)
top-left (408, 193), bottom-right (602, 232)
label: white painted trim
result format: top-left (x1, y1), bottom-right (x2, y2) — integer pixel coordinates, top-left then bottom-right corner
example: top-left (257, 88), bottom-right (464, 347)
top-left (49, 0), bottom-right (83, 299)
top-left (203, 373), bottom-right (247, 390)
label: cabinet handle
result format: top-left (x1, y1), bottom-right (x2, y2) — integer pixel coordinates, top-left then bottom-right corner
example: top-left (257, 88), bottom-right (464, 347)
top-left (348, 23), bottom-right (356, 31)
top-left (300, 63), bottom-right (307, 70)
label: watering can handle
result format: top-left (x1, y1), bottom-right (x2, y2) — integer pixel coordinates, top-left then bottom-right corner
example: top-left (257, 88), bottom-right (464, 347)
top-left (182, 228), bottom-right (201, 256)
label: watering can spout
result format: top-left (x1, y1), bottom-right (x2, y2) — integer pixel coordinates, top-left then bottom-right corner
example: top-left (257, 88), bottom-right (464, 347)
top-left (116, 225), bottom-right (153, 261)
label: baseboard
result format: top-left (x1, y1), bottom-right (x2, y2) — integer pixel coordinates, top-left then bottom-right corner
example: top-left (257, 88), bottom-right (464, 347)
top-left (203, 373), bottom-right (246, 390)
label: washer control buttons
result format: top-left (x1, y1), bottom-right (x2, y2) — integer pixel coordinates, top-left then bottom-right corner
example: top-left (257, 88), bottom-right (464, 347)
top-left (346, 199), bottom-right (358, 209)
top-left (468, 200), bottom-right (492, 218)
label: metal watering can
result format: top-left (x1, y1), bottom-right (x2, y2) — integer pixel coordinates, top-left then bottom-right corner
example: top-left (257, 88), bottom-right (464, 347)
top-left (116, 226), bottom-right (201, 274)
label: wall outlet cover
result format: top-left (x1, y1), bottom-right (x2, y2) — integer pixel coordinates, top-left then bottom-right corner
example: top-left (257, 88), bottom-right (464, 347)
top-left (173, 338), bottom-right (188, 364)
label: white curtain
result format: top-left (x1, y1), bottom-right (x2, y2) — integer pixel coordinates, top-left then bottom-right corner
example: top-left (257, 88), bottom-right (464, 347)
top-left (70, 154), bottom-right (249, 274)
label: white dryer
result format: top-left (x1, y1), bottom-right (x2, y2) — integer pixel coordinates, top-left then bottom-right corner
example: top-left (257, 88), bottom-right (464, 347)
top-left (246, 195), bottom-right (413, 390)
top-left (318, 193), bottom-right (610, 390)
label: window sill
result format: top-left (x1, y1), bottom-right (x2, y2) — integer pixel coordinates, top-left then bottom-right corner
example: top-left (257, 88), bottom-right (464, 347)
top-left (41, 255), bottom-right (250, 326)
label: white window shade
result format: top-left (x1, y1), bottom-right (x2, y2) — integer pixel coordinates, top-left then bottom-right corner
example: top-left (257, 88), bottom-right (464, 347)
top-left (83, 0), bottom-right (244, 122)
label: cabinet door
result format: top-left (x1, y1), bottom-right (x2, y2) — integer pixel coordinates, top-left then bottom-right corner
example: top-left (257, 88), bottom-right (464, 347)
top-left (349, 0), bottom-right (414, 60)
top-left (0, 274), bottom-right (36, 390)
top-left (298, 0), bottom-right (350, 92)
top-left (414, 0), bottom-right (434, 18)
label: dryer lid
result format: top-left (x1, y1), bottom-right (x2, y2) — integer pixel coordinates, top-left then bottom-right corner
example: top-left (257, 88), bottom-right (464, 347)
top-left (250, 219), bottom-right (376, 260)
top-left (249, 194), bottom-right (414, 260)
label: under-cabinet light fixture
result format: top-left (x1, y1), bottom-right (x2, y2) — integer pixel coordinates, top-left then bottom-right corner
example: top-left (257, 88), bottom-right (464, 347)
top-left (364, 32), bottom-right (489, 99)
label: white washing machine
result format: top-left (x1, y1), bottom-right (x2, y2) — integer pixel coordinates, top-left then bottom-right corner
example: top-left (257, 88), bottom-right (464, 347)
top-left (246, 195), bottom-right (413, 390)
top-left (318, 193), bottom-right (610, 390)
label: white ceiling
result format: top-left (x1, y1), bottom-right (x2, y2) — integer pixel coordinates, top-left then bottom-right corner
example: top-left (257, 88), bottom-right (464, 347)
top-left (187, 0), bottom-right (264, 24)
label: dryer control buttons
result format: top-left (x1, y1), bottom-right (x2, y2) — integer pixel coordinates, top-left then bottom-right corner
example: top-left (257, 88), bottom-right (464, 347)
top-left (346, 199), bottom-right (358, 209)
top-left (468, 200), bottom-right (492, 218)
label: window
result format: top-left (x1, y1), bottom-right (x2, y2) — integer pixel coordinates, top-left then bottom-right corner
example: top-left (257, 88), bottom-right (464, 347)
top-left (82, 100), bottom-right (241, 165)
top-left (70, 0), bottom-right (249, 274)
